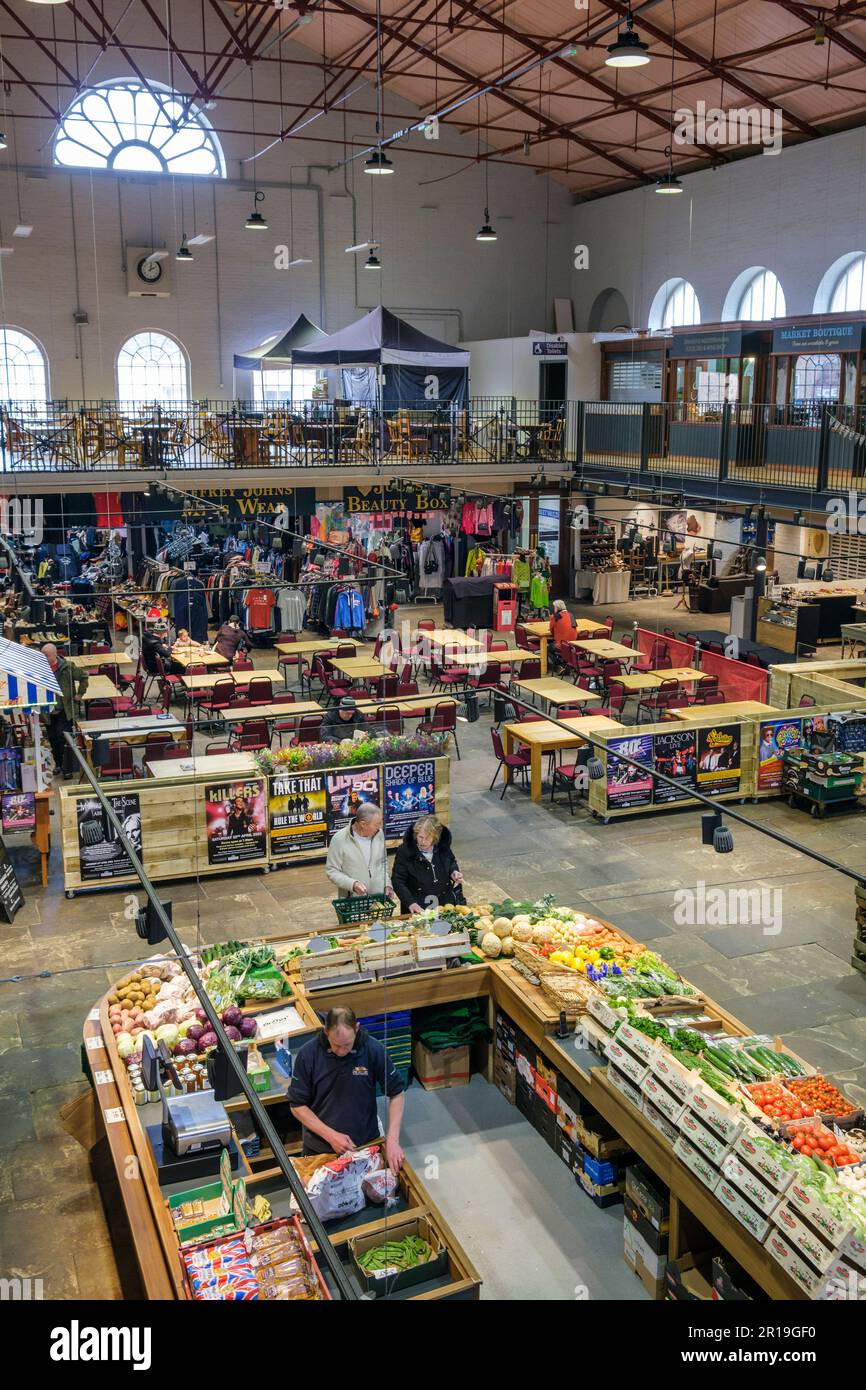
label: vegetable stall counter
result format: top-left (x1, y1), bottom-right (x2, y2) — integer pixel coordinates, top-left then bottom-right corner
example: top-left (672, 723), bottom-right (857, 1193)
top-left (80, 918), bottom-right (819, 1303)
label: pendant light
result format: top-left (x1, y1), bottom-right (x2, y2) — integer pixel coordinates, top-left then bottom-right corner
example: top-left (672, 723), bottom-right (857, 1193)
top-left (605, 5), bottom-right (650, 67)
top-left (365, 0), bottom-right (394, 175)
top-left (475, 103), bottom-right (497, 242)
top-left (365, 250), bottom-right (382, 270)
top-left (476, 212), bottom-right (497, 242)
top-left (246, 191), bottom-right (267, 230)
top-left (0, 132), bottom-right (6, 152)
top-left (176, 236), bottom-right (193, 262)
top-left (656, 147), bottom-right (683, 194)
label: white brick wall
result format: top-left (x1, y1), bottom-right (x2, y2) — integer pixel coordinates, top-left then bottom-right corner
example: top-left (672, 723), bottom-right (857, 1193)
top-left (570, 125), bottom-right (866, 333)
top-left (0, 13), bottom-right (573, 400)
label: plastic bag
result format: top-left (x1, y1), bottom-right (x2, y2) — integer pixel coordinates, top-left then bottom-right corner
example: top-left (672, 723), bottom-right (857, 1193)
top-left (362, 1168), bottom-right (398, 1206)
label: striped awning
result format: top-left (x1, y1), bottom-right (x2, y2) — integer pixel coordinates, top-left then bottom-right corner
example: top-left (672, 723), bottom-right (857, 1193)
top-left (0, 639), bottom-right (61, 714)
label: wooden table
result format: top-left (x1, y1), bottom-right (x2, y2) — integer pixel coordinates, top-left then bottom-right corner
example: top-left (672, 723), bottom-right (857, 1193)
top-left (353, 695), bottom-right (457, 718)
top-left (650, 666), bottom-right (704, 683)
top-left (442, 648), bottom-right (537, 668)
top-left (82, 675), bottom-right (121, 702)
top-left (609, 672), bottom-right (663, 692)
top-left (180, 671), bottom-right (245, 693)
top-left (669, 700), bottom-right (779, 721)
top-left (171, 648), bottom-right (229, 670)
top-left (274, 639), bottom-right (358, 658)
top-left (330, 657), bottom-right (386, 681)
top-left (511, 676), bottom-right (601, 710)
top-left (502, 714), bottom-right (624, 801)
top-left (573, 638), bottom-right (635, 662)
top-left (425, 629), bottom-right (485, 652)
top-left (68, 652), bottom-right (135, 670)
top-left (521, 621), bottom-right (553, 675)
top-left (216, 700), bottom-right (323, 724)
top-left (79, 714), bottom-right (186, 741)
top-left (147, 752), bottom-right (259, 779)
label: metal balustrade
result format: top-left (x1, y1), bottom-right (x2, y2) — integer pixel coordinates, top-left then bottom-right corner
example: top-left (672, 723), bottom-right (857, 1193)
top-left (2, 396), bottom-right (865, 499)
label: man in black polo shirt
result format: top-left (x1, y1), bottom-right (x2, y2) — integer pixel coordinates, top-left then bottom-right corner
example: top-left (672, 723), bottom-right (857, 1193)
top-left (288, 1006), bottom-right (406, 1173)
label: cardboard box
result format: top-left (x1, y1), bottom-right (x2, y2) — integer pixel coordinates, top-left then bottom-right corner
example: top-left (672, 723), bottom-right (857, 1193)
top-left (584, 1152), bottom-right (623, 1187)
top-left (495, 1012), bottom-right (517, 1062)
top-left (532, 1092), bottom-right (559, 1148)
top-left (642, 1073), bottom-right (686, 1125)
top-left (576, 1112), bottom-right (632, 1163)
top-left (624, 1217), bottom-right (666, 1298)
top-left (674, 1134), bottom-right (721, 1192)
top-left (679, 1110), bottom-right (732, 1167)
top-left (493, 1052), bottom-right (516, 1106)
top-left (534, 1071), bottom-right (557, 1114)
top-left (604, 1037), bottom-right (648, 1086)
top-left (516, 1074), bottom-right (534, 1121)
top-left (586, 993), bottom-right (625, 1033)
top-left (763, 1229), bottom-right (824, 1297)
top-left (615, 1021), bottom-right (657, 1064)
top-left (576, 1166), bottom-right (624, 1208)
top-left (605, 1063), bottom-right (643, 1110)
top-left (642, 1096), bottom-right (680, 1147)
top-left (714, 1177), bottom-right (771, 1244)
top-left (350, 1215), bottom-right (448, 1297)
top-left (772, 1202), bottom-right (836, 1274)
top-left (412, 1041), bottom-right (470, 1091)
top-left (535, 1055), bottom-right (558, 1088)
top-left (689, 1087), bottom-right (745, 1145)
top-left (554, 1127), bottom-right (578, 1173)
top-left (712, 1253), bottom-right (765, 1302)
top-left (734, 1124), bottom-right (796, 1193)
top-left (814, 1257), bottom-right (866, 1301)
top-left (625, 1163), bottom-right (670, 1234)
top-left (721, 1152), bottom-right (784, 1217)
top-left (665, 1253), bottom-right (715, 1301)
top-left (648, 1048), bottom-right (699, 1104)
top-left (787, 1175), bottom-right (864, 1253)
top-left (624, 1194), bottom-right (669, 1257)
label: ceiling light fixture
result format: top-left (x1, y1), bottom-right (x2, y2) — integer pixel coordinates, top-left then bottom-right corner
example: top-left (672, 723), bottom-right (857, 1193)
top-left (364, 149), bottom-right (394, 175)
top-left (175, 236), bottom-right (194, 262)
top-left (246, 191), bottom-right (268, 230)
top-left (365, 0), bottom-right (393, 175)
top-left (656, 158), bottom-right (683, 195)
top-left (476, 210), bottom-right (497, 241)
top-left (605, 5), bottom-right (651, 67)
top-left (365, 250), bottom-right (381, 270)
top-left (0, 133), bottom-right (7, 152)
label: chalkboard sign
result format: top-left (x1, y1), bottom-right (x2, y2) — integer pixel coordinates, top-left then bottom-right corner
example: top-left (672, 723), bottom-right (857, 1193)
top-left (0, 834), bottom-right (25, 923)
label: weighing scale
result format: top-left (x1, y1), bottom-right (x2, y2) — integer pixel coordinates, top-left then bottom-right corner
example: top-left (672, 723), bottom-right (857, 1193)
top-left (141, 1034), bottom-right (232, 1158)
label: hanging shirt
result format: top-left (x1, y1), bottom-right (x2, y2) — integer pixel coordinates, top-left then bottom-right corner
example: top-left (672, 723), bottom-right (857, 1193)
top-left (243, 587), bottom-right (276, 631)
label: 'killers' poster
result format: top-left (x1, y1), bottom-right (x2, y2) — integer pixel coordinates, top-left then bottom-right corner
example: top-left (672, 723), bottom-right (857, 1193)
top-left (269, 772), bottom-right (328, 857)
top-left (326, 767), bottom-right (381, 833)
top-left (606, 734), bottom-right (654, 809)
top-left (383, 760), bottom-right (436, 837)
top-left (653, 729), bottom-right (696, 804)
top-left (757, 718), bottom-right (802, 790)
top-left (205, 779), bottom-right (267, 865)
top-left (77, 793), bottom-right (142, 882)
top-left (696, 725), bottom-right (741, 794)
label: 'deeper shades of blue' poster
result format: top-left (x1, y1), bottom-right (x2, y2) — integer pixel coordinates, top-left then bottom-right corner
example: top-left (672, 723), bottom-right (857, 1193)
top-left (606, 734), bottom-right (654, 809)
top-left (383, 760), bottom-right (436, 837)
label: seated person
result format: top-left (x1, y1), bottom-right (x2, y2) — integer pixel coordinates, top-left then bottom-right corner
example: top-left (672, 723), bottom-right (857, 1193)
top-left (320, 696), bottom-right (367, 741)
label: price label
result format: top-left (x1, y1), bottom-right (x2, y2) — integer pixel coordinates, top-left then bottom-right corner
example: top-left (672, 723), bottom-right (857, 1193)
top-left (93, 1070), bottom-right (114, 1086)
top-left (88, 1008), bottom-right (101, 1021)
top-left (104, 1107), bottom-right (125, 1124)
top-left (86, 1035), bottom-right (104, 1051)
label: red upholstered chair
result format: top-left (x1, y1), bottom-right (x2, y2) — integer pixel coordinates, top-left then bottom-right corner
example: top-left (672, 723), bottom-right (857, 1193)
top-left (430, 655), bottom-right (468, 694)
top-left (233, 651), bottom-right (254, 673)
top-left (291, 714), bottom-right (324, 746)
top-left (517, 657), bottom-right (541, 680)
top-left (799, 695), bottom-right (816, 707)
top-left (550, 748), bottom-right (590, 816)
top-left (418, 701), bottom-right (460, 759)
top-left (196, 677), bottom-right (236, 724)
top-left (85, 699), bottom-right (115, 721)
top-left (100, 742), bottom-right (139, 780)
top-left (228, 717), bottom-right (271, 752)
top-left (605, 684), bottom-right (626, 716)
top-left (246, 675), bottom-right (274, 706)
top-left (489, 727), bottom-right (531, 798)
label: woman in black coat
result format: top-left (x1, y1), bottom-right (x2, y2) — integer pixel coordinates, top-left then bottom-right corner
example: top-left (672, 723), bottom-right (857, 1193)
top-left (392, 816), bottom-right (464, 914)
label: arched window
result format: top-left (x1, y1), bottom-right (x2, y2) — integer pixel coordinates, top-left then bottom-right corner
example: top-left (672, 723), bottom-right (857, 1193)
top-left (723, 267), bottom-right (786, 321)
top-left (54, 79), bottom-right (225, 177)
top-left (830, 255), bottom-right (866, 313)
top-left (648, 277), bottom-right (701, 332)
top-left (117, 332), bottom-right (189, 404)
top-left (0, 327), bottom-right (49, 406)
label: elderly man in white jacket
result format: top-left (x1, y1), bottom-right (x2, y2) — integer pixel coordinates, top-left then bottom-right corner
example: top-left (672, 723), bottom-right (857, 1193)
top-left (326, 803), bottom-right (397, 900)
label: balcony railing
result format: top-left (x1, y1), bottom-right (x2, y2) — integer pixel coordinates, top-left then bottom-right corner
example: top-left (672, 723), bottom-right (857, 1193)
top-left (2, 397), bottom-right (866, 495)
top-left (0, 398), bottom-right (568, 473)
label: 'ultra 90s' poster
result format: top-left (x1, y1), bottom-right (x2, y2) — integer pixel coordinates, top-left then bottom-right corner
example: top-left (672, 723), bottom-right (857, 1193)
top-left (326, 767), bottom-right (381, 833)
top-left (653, 729), bottom-right (697, 803)
top-left (606, 734), bottom-right (654, 809)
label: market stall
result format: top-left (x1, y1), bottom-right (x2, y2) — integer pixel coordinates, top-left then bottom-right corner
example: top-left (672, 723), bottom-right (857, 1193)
top-left (81, 891), bottom-right (866, 1302)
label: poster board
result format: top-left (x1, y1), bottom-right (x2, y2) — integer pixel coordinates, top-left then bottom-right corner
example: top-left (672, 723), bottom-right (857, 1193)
top-left (76, 792), bottom-right (142, 882)
top-left (268, 772), bottom-right (328, 857)
top-left (383, 759), bottom-right (436, 837)
top-left (204, 779), bottom-right (267, 865)
top-left (0, 834), bottom-right (24, 922)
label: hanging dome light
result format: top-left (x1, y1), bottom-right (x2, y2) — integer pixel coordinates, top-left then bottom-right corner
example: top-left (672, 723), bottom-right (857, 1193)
top-left (476, 209), bottom-right (497, 241)
top-left (176, 236), bottom-right (194, 262)
top-left (656, 147), bottom-right (683, 194)
top-left (245, 191), bottom-right (268, 229)
top-left (0, 132), bottom-right (6, 151)
top-left (606, 9), bottom-right (650, 67)
top-left (364, 250), bottom-right (382, 270)
top-left (364, 148), bottom-right (394, 174)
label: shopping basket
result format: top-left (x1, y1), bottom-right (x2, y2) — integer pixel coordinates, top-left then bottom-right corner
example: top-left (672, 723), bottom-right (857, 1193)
top-left (331, 894), bottom-right (396, 925)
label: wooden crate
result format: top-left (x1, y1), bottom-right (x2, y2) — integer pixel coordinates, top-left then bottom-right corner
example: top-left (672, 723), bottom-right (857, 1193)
top-left (357, 936), bottom-right (415, 973)
top-left (413, 929), bottom-right (471, 966)
top-left (299, 947), bottom-right (360, 987)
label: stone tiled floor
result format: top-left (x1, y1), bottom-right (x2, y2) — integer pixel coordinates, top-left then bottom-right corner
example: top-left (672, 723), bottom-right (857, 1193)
top-left (1, 596), bottom-right (864, 1297)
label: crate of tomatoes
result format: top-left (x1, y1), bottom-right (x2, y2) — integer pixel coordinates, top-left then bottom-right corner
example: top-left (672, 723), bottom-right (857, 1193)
top-left (745, 1081), bottom-right (815, 1123)
top-left (785, 1075), bottom-right (858, 1120)
top-left (782, 1118), bottom-right (862, 1168)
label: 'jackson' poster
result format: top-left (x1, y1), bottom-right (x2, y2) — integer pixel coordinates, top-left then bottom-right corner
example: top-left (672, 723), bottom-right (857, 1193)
top-left (696, 725), bottom-right (741, 794)
top-left (77, 793), bottom-right (142, 882)
top-left (383, 760), bottom-right (436, 837)
top-left (269, 772), bottom-right (328, 857)
top-left (326, 767), bottom-right (381, 833)
top-left (757, 718), bottom-right (802, 790)
top-left (606, 734), bottom-right (654, 809)
top-left (653, 729), bottom-right (697, 804)
top-left (205, 779), bottom-right (267, 865)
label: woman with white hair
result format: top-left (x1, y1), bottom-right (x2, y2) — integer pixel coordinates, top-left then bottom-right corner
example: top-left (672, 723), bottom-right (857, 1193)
top-left (325, 802), bottom-right (396, 900)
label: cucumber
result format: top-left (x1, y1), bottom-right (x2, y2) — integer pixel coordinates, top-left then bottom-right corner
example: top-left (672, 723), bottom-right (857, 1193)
top-left (703, 1047), bottom-right (738, 1077)
top-left (711, 1045), bottom-right (752, 1080)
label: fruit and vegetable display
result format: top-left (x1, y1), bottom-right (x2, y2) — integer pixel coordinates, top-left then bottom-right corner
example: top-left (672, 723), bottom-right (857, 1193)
top-left (202, 943), bottom-right (291, 1009)
top-left (785, 1119), bottom-right (861, 1167)
top-left (786, 1075), bottom-right (858, 1118)
top-left (355, 1233), bottom-right (435, 1275)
